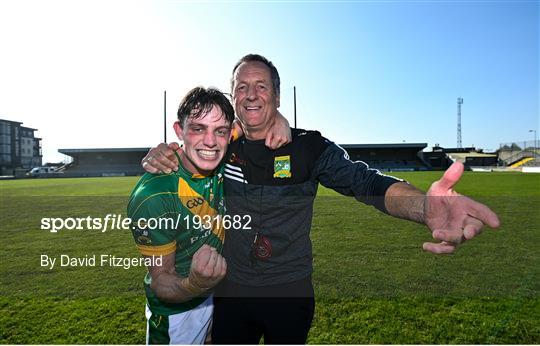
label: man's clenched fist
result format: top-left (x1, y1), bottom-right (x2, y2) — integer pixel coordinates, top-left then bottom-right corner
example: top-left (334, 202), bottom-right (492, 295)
top-left (185, 244), bottom-right (227, 293)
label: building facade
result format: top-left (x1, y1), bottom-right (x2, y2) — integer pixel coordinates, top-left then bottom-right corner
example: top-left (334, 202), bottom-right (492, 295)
top-left (0, 119), bottom-right (42, 175)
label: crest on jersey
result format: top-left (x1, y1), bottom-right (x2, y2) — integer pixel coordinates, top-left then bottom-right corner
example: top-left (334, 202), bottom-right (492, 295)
top-left (273, 155), bottom-right (291, 178)
top-left (137, 235), bottom-right (152, 245)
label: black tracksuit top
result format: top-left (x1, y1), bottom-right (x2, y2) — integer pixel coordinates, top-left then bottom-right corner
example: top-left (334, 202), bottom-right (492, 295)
top-left (222, 128), bottom-right (400, 287)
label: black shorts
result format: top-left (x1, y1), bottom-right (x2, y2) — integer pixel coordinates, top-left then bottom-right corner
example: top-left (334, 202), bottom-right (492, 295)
top-left (212, 277), bottom-right (315, 344)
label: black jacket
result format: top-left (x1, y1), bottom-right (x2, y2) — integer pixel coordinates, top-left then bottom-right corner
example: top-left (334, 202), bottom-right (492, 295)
top-left (222, 128), bottom-right (400, 287)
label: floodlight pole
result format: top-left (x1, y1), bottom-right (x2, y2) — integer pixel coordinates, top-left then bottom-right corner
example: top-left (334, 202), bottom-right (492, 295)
top-left (457, 97), bottom-right (463, 148)
top-left (293, 86), bottom-right (297, 128)
top-left (164, 90), bottom-right (167, 143)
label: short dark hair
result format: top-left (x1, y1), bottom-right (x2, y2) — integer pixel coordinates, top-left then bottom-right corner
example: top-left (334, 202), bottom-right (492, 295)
top-left (177, 87), bottom-right (235, 127)
top-left (231, 54), bottom-right (280, 96)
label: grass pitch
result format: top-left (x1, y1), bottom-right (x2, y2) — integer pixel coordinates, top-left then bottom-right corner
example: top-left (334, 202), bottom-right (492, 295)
top-left (0, 172), bottom-right (538, 344)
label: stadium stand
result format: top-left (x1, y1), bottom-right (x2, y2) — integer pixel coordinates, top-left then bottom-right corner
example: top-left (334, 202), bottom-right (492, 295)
top-left (55, 143), bottom-right (521, 178)
top-left (510, 157), bottom-right (535, 168)
top-left (59, 144), bottom-right (432, 177)
top-left (59, 148), bottom-right (149, 177)
top-left (496, 141), bottom-right (539, 172)
top-left (422, 145), bottom-right (499, 170)
top-left (521, 157), bottom-right (540, 167)
top-left (340, 143), bottom-right (431, 171)
top-left (498, 148), bottom-right (538, 167)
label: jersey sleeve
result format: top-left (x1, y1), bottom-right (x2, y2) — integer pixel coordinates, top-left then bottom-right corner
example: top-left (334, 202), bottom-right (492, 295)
top-left (312, 139), bottom-right (402, 213)
top-left (127, 181), bottom-right (179, 257)
top-left (231, 126), bottom-right (241, 142)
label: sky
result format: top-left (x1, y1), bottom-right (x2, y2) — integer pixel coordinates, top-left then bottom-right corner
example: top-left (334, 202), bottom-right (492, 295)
top-left (0, 0), bottom-right (538, 163)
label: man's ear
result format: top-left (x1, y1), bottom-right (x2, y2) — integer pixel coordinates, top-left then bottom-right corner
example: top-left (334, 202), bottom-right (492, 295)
top-left (173, 121), bottom-right (183, 140)
top-left (276, 93), bottom-right (280, 108)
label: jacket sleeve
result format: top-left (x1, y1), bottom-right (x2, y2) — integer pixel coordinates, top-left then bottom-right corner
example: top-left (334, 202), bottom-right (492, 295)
top-left (312, 140), bottom-right (402, 213)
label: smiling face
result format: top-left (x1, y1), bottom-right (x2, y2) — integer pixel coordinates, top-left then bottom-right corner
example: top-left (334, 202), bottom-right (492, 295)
top-left (174, 105), bottom-right (231, 175)
top-left (232, 61), bottom-right (280, 140)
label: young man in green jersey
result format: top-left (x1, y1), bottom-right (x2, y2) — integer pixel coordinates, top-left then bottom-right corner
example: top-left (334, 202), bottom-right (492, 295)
top-left (128, 86), bottom-right (290, 344)
top-left (128, 87), bottom-right (233, 344)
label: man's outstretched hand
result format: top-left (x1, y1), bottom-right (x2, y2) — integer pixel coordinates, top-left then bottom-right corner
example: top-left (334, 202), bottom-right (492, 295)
top-left (423, 161), bottom-right (500, 254)
top-left (141, 142), bottom-right (180, 174)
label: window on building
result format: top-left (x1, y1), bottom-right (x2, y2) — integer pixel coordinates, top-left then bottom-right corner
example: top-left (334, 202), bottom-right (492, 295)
top-left (1, 154), bottom-right (11, 163)
top-left (1, 123), bottom-right (10, 135)
top-left (0, 134), bottom-right (10, 144)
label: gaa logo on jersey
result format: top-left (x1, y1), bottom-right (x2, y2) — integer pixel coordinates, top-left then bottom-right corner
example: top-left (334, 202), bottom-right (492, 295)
top-left (186, 197), bottom-right (205, 209)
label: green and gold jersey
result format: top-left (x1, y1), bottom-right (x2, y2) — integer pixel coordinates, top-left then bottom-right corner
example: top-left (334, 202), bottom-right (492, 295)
top-left (127, 161), bottom-right (225, 315)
